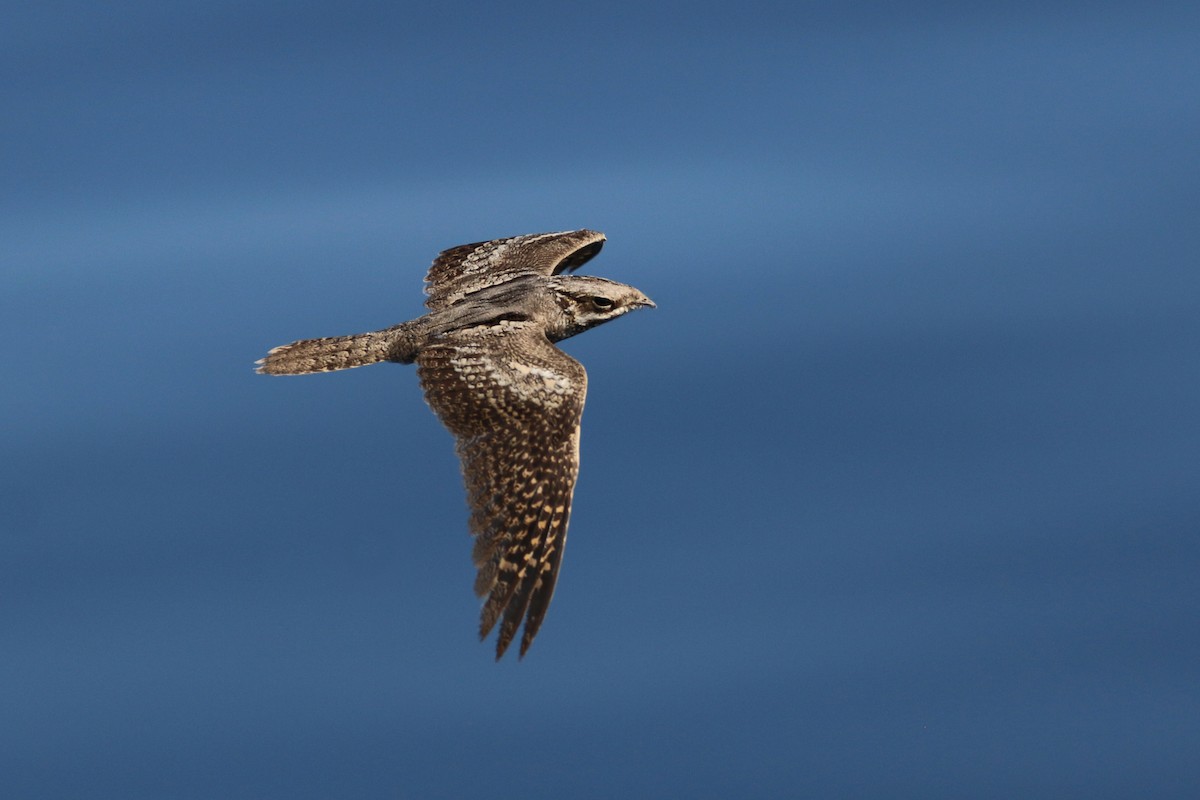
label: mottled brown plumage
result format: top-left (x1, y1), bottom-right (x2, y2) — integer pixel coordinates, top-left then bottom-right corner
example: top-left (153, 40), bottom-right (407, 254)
top-left (257, 230), bottom-right (654, 658)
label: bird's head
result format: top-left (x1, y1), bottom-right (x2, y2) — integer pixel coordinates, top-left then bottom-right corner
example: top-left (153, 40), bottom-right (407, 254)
top-left (545, 276), bottom-right (656, 341)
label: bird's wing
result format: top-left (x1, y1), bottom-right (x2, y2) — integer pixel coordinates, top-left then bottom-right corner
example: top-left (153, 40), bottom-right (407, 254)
top-left (424, 230), bottom-right (605, 311)
top-left (416, 321), bottom-right (587, 659)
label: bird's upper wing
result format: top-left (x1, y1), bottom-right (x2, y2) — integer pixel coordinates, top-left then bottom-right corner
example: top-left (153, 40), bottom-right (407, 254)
top-left (416, 321), bottom-right (587, 659)
top-left (424, 230), bottom-right (605, 311)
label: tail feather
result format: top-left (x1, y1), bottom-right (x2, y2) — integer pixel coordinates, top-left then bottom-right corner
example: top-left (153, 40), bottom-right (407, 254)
top-left (257, 325), bottom-right (416, 375)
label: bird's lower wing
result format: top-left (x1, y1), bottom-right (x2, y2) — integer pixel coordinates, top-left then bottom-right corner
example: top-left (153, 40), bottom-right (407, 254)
top-left (416, 323), bottom-right (586, 659)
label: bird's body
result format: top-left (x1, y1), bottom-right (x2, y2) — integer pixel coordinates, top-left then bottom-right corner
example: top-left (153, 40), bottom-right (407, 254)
top-left (258, 230), bottom-right (653, 658)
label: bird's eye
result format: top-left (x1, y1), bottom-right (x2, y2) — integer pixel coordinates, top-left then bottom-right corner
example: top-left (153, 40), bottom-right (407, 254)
top-left (590, 296), bottom-right (615, 310)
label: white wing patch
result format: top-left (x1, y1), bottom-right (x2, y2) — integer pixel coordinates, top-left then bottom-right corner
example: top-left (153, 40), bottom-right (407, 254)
top-left (507, 359), bottom-right (575, 395)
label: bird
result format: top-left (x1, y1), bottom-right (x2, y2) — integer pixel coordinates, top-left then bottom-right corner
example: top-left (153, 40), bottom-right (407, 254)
top-left (257, 230), bottom-right (655, 659)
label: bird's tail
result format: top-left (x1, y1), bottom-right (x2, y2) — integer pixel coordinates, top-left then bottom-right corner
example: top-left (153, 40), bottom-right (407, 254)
top-left (256, 324), bottom-right (418, 375)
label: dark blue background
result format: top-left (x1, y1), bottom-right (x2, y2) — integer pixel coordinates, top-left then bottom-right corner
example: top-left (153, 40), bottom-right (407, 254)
top-left (3, 2), bottom-right (1198, 797)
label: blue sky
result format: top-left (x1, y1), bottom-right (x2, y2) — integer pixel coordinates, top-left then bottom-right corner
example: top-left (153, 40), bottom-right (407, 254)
top-left (3, 2), bottom-right (1199, 797)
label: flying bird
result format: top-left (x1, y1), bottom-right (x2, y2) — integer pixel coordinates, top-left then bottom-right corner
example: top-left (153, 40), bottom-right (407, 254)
top-left (257, 230), bottom-right (654, 659)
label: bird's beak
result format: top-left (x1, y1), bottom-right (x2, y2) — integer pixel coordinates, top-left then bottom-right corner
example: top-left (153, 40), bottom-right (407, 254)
top-left (634, 293), bottom-right (656, 309)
